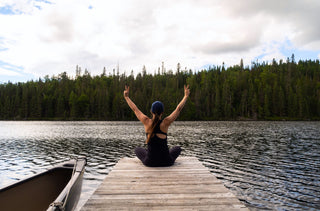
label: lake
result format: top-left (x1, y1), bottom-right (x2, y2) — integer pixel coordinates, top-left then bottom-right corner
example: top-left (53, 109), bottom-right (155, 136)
top-left (0, 121), bottom-right (319, 210)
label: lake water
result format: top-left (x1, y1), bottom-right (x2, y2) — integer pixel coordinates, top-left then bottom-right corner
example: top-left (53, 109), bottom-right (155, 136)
top-left (0, 121), bottom-right (319, 210)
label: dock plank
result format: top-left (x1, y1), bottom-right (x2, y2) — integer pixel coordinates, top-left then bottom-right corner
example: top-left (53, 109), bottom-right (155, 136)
top-left (81, 157), bottom-right (248, 211)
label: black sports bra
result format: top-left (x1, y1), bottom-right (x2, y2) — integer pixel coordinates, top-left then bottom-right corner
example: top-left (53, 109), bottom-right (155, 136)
top-left (145, 120), bottom-right (167, 138)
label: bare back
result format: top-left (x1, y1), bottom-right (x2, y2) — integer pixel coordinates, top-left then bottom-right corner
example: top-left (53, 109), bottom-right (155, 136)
top-left (143, 118), bottom-right (170, 139)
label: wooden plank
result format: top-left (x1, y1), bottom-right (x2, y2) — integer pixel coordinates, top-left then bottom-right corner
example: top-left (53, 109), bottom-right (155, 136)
top-left (98, 179), bottom-right (225, 185)
top-left (82, 205), bottom-right (248, 211)
top-left (88, 193), bottom-right (237, 200)
top-left (80, 156), bottom-right (248, 211)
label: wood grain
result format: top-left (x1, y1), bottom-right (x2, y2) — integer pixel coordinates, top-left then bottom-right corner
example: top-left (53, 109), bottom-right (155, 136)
top-left (81, 157), bottom-right (248, 211)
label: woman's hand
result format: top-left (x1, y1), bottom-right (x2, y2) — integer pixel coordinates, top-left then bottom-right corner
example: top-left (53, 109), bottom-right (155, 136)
top-left (163, 84), bottom-right (190, 126)
top-left (123, 85), bottom-right (149, 124)
top-left (124, 85), bottom-right (130, 98)
top-left (184, 85), bottom-right (190, 97)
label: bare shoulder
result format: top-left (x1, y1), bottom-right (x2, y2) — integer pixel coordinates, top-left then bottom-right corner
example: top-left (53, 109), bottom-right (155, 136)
top-left (163, 116), bottom-right (175, 126)
top-left (161, 117), bottom-right (171, 133)
top-left (143, 118), bottom-right (153, 131)
top-left (143, 117), bottom-right (152, 126)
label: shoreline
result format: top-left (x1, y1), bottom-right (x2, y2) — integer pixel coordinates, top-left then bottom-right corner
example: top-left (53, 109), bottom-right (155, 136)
top-left (0, 118), bottom-right (319, 121)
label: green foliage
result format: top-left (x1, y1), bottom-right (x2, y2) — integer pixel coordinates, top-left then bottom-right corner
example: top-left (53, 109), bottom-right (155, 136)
top-left (0, 58), bottom-right (320, 120)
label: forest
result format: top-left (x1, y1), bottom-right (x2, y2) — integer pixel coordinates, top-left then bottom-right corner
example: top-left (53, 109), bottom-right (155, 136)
top-left (0, 55), bottom-right (320, 121)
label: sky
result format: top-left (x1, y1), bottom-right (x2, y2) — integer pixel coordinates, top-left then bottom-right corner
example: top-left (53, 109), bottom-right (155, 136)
top-left (0, 0), bottom-right (320, 83)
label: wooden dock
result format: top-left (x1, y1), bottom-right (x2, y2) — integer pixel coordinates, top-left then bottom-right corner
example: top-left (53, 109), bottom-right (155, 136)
top-left (81, 156), bottom-right (248, 211)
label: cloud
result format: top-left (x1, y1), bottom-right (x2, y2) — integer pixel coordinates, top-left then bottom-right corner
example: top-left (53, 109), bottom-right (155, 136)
top-left (194, 27), bottom-right (262, 54)
top-left (0, 60), bottom-right (23, 76)
top-left (39, 9), bottom-right (74, 42)
top-left (218, 0), bottom-right (320, 49)
top-left (0, 0), bottom-right (320, 82)
top-left (0, 67), bottom-right (22, 76)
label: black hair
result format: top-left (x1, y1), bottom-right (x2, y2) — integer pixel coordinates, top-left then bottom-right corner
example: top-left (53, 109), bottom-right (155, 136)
top-left (145, 113), bottom-right (161, 144)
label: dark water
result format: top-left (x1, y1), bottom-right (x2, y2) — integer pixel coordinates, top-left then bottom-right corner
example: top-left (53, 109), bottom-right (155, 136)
top-left (0, 121), bottom-right (319, 210)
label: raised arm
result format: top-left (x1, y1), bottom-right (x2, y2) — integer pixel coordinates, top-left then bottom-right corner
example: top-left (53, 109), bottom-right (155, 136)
top-left (124, 86), bottom-right (149, 124)
top-left (163, 85), bottom-right (190, 126)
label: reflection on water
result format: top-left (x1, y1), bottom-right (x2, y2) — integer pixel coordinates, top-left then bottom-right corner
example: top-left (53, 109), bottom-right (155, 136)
top-left (0, 121), bottom-right (319, 210)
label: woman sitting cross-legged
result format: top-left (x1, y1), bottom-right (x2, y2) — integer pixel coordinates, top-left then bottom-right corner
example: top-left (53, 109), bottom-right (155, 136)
top-left (123, 85), bottom-right (190, 167)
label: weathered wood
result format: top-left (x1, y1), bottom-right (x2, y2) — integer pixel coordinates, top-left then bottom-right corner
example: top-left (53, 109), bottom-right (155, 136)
top-left (81, 157), bottom-right (248, 211)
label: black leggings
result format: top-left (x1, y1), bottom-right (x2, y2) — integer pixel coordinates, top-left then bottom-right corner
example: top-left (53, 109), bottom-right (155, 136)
top-left (135, 146), bottom-right (181, 167)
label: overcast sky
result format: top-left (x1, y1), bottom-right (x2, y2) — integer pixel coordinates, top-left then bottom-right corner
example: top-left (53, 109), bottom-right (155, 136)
top-left (1, 0), bottom-right (320, 82)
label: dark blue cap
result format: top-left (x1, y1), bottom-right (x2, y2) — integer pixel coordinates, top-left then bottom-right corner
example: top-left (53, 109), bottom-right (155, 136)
top-left (151, 101), bottom-right (164, 115)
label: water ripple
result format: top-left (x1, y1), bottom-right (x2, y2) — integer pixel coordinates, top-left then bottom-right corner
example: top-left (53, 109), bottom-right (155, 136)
top-left (0, 121), bottom-right (319, 210)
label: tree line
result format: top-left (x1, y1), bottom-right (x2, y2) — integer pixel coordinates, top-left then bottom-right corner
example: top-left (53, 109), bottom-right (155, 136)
top-left (0, 56), bottom-right (319, 120)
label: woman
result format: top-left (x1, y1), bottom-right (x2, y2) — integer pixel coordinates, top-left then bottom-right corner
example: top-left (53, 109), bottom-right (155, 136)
top-left (124, 84), bottom-right (190, 167)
